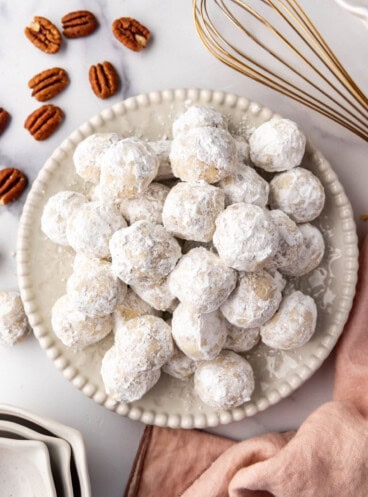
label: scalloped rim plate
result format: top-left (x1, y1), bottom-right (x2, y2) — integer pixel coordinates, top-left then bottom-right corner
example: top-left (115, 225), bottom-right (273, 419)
top-left (17, 88), bottom-right (359, 429)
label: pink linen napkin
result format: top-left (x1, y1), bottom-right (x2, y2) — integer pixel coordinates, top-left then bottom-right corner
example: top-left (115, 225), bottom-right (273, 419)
top-left (124, 236), bottom-right (368, 497)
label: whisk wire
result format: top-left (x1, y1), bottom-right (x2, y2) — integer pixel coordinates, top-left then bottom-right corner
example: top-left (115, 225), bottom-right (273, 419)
top-left (193, 0), bottom-right (368, 141)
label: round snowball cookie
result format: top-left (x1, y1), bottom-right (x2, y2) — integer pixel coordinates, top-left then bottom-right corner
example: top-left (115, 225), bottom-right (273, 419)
top-left (219, 164), bottom-right (269, 207)
top-left (73, 133), bottom-right (121, 184)
top-left (261, 291), bottom-right (317, 350)
top-left (267, 210), bottom-right (304, 270)
top-left (101, 346), bottom-right (161, 402)
top-left (113, 288), bottom-right (160, 324)
top-left (0, 291), bottom-right (29, 346)
top-left (162, 182), bottom-right (225, 242)
top-left (281, 223), bottom-right (325, 277)
top-left (41, 191), bottom-right (88, 246)
top-left (194, 351), bottom-right (255, 409)
top-left (269, 167), bottom-right (325, 223)
top-left (67, 201), bottom-right (127, 259)
top-left (51, 295), bottom-right (112, 350)
top-left (170, 127), bottom-right (237, 183)
top-left (213, 203), bottom-right (279, 272)
top-left (66, 264), bottom-right (125, 318)
top-left (120, 183), bottom-right (170, 225)
top-left (100, 138), bottom-right (159, 200)
top-left (224, 324), bottom-right (260, 353)
top-left (172, 106), bottom-right (228, 138)
top-left (169, 247), bottom-right (237, 314)
top-left (162, 344), bottom-right (196, 380)
top-left (221, 270), bottom-right (282, 328)
top-left (131, 278), bottom-right (177, 312)
top-left (249, 118), bottom-right (306, 172)
top-left (172, 303), bottom-right (227, 361)
top-left (110, 221), bottom-right (181, 286)
top-left (115, 315), bottom-right (174, 372)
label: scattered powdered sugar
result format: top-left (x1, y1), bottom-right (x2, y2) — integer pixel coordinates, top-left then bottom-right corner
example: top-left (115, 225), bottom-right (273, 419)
top-left (100, 138), bottom-right (159, 199)
top-left (221, 270), bottom-right (282, 328)
top-left (51, 294), bottom-right (112, 350)
top-left (169, 247), bottom-right (237, 314)
top-left (213, 203), bottom-right (279, 271)
top-left (66, 200), bottom-right (127, 259)
top-left (73, 133), bottom-right (122, 184)
top-left (110, 220), bottom-right (181, 285)
top-left (260, 290), bottom-right (317, 350)
top-left (101, 345), bottom-right (161, 402)
top-left (0, 291), bottom-right (30, 346)
top-left (172, 303), bottom-right (227, 361)
top-left (41, 191), bottom-right (88, 246)
top-left (219, 164), bottom-right (269, 207)
top-left (162, 181), bottom-right (225, 242)
top-left (194, 351), bottom-right (255, 409)
top-left (249, 118), bottom-right (306, 172)
top-left (269, 167), bottom-right (325, 223)
top-left (170, 127), bottom-right (237, 183)
top-left (120, 182), bottom-right (170, 225)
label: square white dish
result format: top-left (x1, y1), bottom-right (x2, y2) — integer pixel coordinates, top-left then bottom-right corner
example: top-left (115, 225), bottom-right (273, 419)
top-left (0, 438), bottom-right (56, 497)
top-left (0, 419), bottom-right (73, 497)
top-left (0, 404), bottom-right (90, 497)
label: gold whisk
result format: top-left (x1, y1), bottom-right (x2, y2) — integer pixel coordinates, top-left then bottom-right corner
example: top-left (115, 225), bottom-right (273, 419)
top-left (193, 0), bottom-right (368, 141)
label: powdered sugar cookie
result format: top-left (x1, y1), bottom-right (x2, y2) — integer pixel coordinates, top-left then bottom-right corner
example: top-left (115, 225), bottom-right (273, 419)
top-left (213, 203), bottom-right (279, 272)
top-left (162, 181), bottom-right (225, 242)
top-left (194, 350), bottom-right (255, 409)
top-left (162, 344), bottom-right (196, 380)
top-left (221, 270), bottom-right (282, 328)
top-left (73, 133), bottom-right (121, 184)
top-left (219, 164), bottom-right (269, 207)
top-left (101, 346), bottom-right (161, 402)
top-left (0, 291), bottom-right (30, 347)
top-left (51, 294), bottom-right (112, 350)
top-left (172, 105), bottom-right (228, 137)
top-left (249, 118), bottom-right (306, 172)
top-left (269, 167), bottom-right (325, 223)
top-left (260, 291), bottom-right (317, 350)
top-left (170, 127), bottom-right (237, 183)
top-left (172, 303), bottom-right (226, 361)
top-left (100, 138), bottom-right (159, 200)
top-left (120, 183), bottom-right (170, 224)
top-left (224, 324), bottom-right (260, 353)
top-left (110, 220), bottom-right (181, 285)
top-left (169, 247), bottom-right (237, 313)
top-left (67, 200), bottom-right (127, 259)
top-left (41, 191), bottom-right (88, 246)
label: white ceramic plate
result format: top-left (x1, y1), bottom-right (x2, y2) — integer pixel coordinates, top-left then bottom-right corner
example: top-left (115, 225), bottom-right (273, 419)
top-left (0, 420), bottom-right (73, 497)
top-left (17, 88), bottom-right (358, 429)
top-left (0, 404), bottom-right (90, 497)
top-left (0, 438), bottom-right (56, 497)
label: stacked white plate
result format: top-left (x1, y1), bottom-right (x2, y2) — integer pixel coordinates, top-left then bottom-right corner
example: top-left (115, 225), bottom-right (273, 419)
top-left (0, 404), bottom-right (91, 497)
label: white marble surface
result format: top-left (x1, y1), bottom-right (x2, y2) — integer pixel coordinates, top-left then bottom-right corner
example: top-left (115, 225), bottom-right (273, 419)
top-left (0, 0), bottom-right (367, 496)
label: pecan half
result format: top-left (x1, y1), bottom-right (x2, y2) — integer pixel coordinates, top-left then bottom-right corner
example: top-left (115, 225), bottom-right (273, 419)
top-left (0, 108), bottom-right (10, 136)
top-left (0, 168), bottom-right (27, 205)
top-left (62, 10), bottom-right (98, 38)
top-left (28, 67), bottom-right (69, 102)
top-left (24, 16), bottom-right (62, 54)
top-left (24, 105), bottom-right (64, 141)
top-left (89, 61), bottom-right (120, 99)
top-left (112, 17), bottom-right (150, 52)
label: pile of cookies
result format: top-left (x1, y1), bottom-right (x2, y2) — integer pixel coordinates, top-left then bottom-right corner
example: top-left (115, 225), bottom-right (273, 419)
top-left (41, 106), bottom-right (326, 410)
